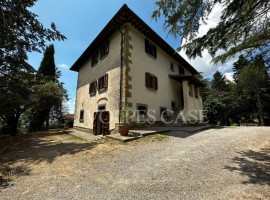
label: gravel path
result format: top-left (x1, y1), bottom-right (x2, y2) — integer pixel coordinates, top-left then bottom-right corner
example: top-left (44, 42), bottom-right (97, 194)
top-left (1, 127), bottom-right (269, 199)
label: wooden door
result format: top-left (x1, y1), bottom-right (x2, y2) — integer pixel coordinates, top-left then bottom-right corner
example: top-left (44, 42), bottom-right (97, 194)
top-left (101, 111), bottom-right (110, 135)
top-left (93, 112), bottom-right (98, 135)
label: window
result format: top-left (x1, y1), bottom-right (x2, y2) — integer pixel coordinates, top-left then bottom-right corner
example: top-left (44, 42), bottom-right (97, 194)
top-left (145, 39), bottom-right (157, 58)
top-left (89, 80), bottom-right (97, 96)
top-left (137, 104), bottom-right (147, 116)
top-left (195, 87), bottom-right (199, 98)
top-left (189, 83), bottom-right (194, 96)
top-left (98, 105), bottom-right (106, 111)
top-left (91, 52), bottom-right (99, 67)
top-left (145, 72), bottom-right (158, 90)
top-left (79, 110), bottom-right (84, 123)
top-left (171, 101), bottom-right (176, 109)
top-left (160, 107), bottom-right (167, 117)
top-left (100, 42), bottom-right (109, 59)
top-left (179, 66), bottom-right (185, 74)
top-left (170, 62), bottom-right (174, 72)
top-left (98, 74), bottom-right (108, 91)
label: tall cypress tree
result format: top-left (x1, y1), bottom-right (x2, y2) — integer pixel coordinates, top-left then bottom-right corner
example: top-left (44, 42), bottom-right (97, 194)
top-left (29, 45), bottom-right (57, 131)
top-left (38, 45), bottom-right (56, 80)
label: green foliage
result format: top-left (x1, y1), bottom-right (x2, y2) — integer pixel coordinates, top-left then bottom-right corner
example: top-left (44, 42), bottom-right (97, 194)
top-left (203, 95), bottom-right (226, 124)
top-left (232, 55), bottom-right (249, 82)
top-left (152, 0), bottom-right (270, 64)
top-left (0, 0), bottom-right (66, 75)
top-left (202, 55), bottom-right (270, 126)
top-left (237, 55), bottom-right (270, 125)
top-left (212, 71), bottom-right (229, 92)
top-left (0, 0), bottom-right (66, 135)
top-left (120, 105), bottom-right (133, 124)
top-left (38, 45), bottom-right (56, 80)
top-left (29, 45), bottom-right (65, 132)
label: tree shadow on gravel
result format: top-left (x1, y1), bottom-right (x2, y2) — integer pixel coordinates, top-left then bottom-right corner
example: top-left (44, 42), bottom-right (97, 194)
top-left (224, 148), bottom-right (270, 185)
top-left (0, 132), bottom-right (101, 188)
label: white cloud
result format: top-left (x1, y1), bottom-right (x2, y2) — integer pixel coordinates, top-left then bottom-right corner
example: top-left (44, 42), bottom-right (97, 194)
top-left (179, 3), bottom-right (239, 79)
top-left (224, 72), bottom-right (234, 82)
top-left (58, 63), bottom-right (69, 69)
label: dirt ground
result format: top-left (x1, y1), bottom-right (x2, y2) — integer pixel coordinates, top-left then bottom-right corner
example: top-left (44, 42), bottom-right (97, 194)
top-left (0, 127), bottom-right (269, 199)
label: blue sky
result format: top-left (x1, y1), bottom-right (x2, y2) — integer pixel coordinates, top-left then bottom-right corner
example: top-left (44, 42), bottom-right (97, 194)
top-left (27, 1), bottom-right (235, 113)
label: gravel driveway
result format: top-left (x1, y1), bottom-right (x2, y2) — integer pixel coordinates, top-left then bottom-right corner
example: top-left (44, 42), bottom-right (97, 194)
top-left (1, 127), bottom-right (269, 199)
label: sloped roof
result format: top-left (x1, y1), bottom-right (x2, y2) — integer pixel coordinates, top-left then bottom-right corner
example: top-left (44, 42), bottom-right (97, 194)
top-left (70, 4), bottom-right (199, 74)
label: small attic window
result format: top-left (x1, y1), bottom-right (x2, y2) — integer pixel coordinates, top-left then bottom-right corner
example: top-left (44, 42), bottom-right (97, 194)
top-left (91, 52), bottom-right (99, 67)
top-left (100, 41), bottom-right (109, 59)
top-left (179, 66), bottom-right (185, 75)
top-left (170, 62), bottom-right (174, 72)
top-left (145, 39), bottom-right (157, 58)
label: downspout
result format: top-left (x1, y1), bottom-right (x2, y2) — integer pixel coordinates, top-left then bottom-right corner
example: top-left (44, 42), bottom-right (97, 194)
top-left (118, 28), bottom-right (124, 124)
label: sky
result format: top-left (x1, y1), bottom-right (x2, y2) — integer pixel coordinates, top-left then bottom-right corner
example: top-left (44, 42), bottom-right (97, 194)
top-left (27, 0), bottom-right (237, 113)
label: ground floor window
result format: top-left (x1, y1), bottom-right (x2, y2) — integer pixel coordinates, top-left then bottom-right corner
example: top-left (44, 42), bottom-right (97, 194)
top-left (79, 110), bottom-right (84, 123)
top-left (160, 107), bottom-right (167, 117)
top-left (137, 104), bottom-right (148, 116)
top-left (171, 101), bottom-right (176, 110)
top-left (195, 87), bottom-right (199, 98)
top-left (98, 105), bottom-right (106, 111)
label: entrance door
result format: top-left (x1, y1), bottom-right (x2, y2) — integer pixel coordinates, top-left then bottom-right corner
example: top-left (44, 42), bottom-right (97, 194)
top-left (101, 111), bottom-right (110, 135)
top-left (93, 111), bottom-right (110, 135)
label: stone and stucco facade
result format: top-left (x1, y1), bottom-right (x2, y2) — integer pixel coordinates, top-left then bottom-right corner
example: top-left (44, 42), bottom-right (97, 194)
top-left (70, 5), bottom-right (204, 134)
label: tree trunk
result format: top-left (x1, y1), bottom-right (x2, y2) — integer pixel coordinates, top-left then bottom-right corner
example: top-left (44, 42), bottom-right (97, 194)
top-left (45, 115), bottom-right (49, 130)
top-left (256, 92), bottom-right (264, 126)
top-left (6, 114), bottom-right (20, 136)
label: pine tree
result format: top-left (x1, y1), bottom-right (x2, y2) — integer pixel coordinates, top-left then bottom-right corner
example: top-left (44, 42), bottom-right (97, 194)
top-left (238, 56), bottom-right (269, 125)
top-left (152, 0), bottom-right (270, 64)
top-left (212, 71), bottom-right (229, 92)
top-left (232, 55), bottom-right (249, 82)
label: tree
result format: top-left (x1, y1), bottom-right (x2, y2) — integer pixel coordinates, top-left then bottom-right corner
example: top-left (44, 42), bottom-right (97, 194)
top-left (0, 0), bottom-right (66, 135)
top-left (232, 55), bottom-right (249, 82)
top-left (38, 45), bottom-right (56, 80)
top-left (29, 45), bottom-right (57, 131)
top-left (29, 81), bottom-right (67, 131)
top-left (0, 68), bottom-right (35, 135)
top-left (212, 71), bottom-right (229, 92)
top-left (0, 0), bottom-right (66, 75)
top-left (237, 55), bottom-right (270, 125)
top-left (152, 0), bottom-right (270, 64)
top-left (203, 95), bottom-right (226, 124)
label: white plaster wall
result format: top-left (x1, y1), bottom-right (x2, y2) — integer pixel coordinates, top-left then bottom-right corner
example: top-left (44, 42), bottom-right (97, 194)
top-left (74, 32), bottom-right (121, 130)
top-left (128, 26), bottom-right (203, 122)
